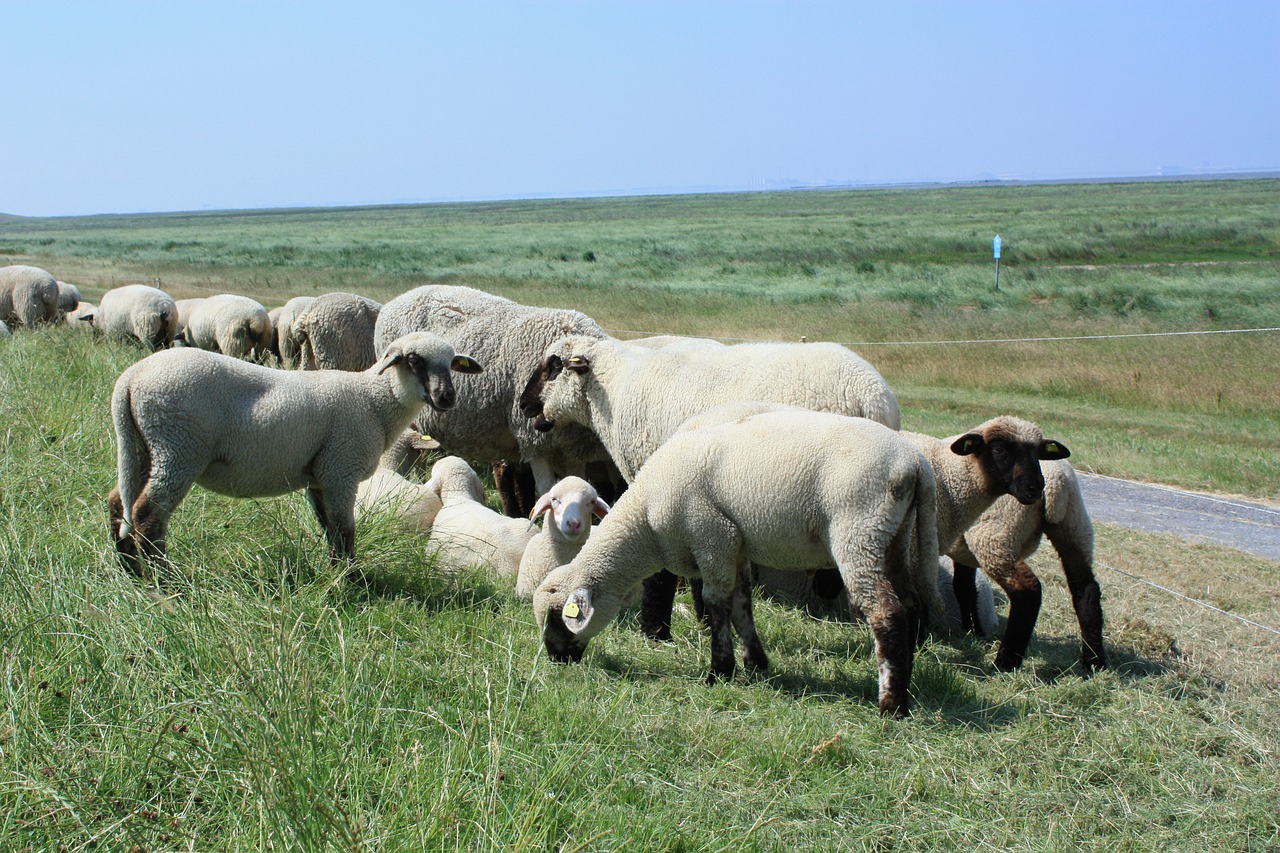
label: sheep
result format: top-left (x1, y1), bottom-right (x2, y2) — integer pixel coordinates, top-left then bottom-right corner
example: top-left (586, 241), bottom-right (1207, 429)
top-left (107, 332), bottom-right (483, 578)
top-left (355, 467), bottom-right (443, 533)
top-left (373, 284), bottom-right (617, 515)
top-left (947, 457), bottom-right (1105, 671)
top-left (63, 301), bottom-right (96, 329)
top-left (520, 334), bottom-right (901, 484)
top-left (533, 408), bottom-right (942, 718)
top-left (172, 297), bottom-right (205, 344)
top-left (56, 281), bottom-right (82, 313)
top-left (422, 456), bottom-right (539, 579)
top-left (898, 416), bottom-right (1081, 670)
top-left (515, 476), bottom-right (610, 601)
top-left (519, 334), bottom-right (901, 640)
top-left (295, 292), bottom-right (382, 371)
top-left (0, 265), bottom-right (61, 328)
top-left (94, 284), bottom-right (179, 350)
top-left (183, 293), bottom-right (272, 360)
top-left (272, 296), bottom-right (317, 365)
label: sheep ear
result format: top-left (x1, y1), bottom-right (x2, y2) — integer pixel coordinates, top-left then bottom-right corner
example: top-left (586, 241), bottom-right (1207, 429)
top-left (376, 347), bottom-right (405, 375)
top-left (451, 354), bottom-right (483, 374)
top-left (561, 588), bottom-right (594, 633)
top-left (1038, 439), bottom-right (1071, 460)
top-left (530, 492), bottom-right (554, 521)
top-left (950, 433), bottom-right (985, 456)
top-left (591, 497), bottom-right (610, 519)
top-left (565, 355), bottom-right (591, 375)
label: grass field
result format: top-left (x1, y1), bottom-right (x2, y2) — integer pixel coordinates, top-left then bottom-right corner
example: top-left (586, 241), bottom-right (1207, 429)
top-left (2, 179), bottom-right (1278, 850)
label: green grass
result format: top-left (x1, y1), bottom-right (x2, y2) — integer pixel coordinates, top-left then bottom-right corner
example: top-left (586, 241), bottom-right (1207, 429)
top-left (2, 180), bottom-right (1280, 849)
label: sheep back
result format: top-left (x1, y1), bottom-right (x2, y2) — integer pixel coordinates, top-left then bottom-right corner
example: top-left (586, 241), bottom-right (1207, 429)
top-left (186, 294), bottom-right (272, 359)
top-left (0, 265), bottom-right (61, 327)
top-left (95, 284), bottom-right (179, 349)
top-left (296, 292), bottom-right (382, 371)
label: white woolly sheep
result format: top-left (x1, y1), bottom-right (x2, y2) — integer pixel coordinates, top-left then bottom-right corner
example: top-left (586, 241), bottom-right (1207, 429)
top-left (56, 281), bottom-right (82, 313)
top-left (515, 476), bottom-right (611, 601)
top-left (533, 409), bottom-right (942, 718)
top-left (900, 416), bottom-right (1077, 670)
top-left (183, 294), bottom-right (272, 360)
top-left (374, 284), bottom-right (617, 516)
top-left (172, 297), bottom-right (204, 344)
top-left (520, 334), bottom-right (901, 483)
top-left (355, 467), bottom-right (444, 533)
top-left (0, 265), bottom-right (61, 328)
top-left (64, 301), bottom-right (97, 330)
top-left (519, 334), bottom-right (901, 639)
top-left (424, 456), bottom-right (539, 579)
top-left (94, 284), bottom-right (179, 350)
top-left (271, 295), bottom-right (317, 365)
top-left (107, 332), bottom-right (483, 578)
top-left (295, 291), bottom-right (382, 372)
top-left (947, 457), bottom-right (1105, 671)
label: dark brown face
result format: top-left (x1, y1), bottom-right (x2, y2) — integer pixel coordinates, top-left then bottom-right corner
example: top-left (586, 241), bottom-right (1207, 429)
top-left (519, 354), bottom-right (561, 431)
top-left (952, 423), bottom-right (1070, 507)
top-left (542, 608), bottom-right (588, 663)
top-left (407, 353), bottom-right (457, 411)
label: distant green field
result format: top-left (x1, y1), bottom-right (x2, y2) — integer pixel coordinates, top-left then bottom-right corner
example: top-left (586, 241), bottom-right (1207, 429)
top-left (6, 178), bottom-right (1279, 499)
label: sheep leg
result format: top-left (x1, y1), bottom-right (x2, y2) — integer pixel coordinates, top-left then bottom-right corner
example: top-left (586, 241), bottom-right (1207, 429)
top-left (492, 461), bottom-right (536, 518)
top-left (730, 571), bottom-right (769, 673)
top-left (950, 560), bottom-right (986, 636)
top-left (866, 577), bottom-right (912, 718)
top-left (992, 561), bottom-right (1042, 670)
top-left (306, 487), bottom-right (357, 574)
top-left (107, 486), bottom-right (145, 577)
top-left (700, 584), bottom-right (737, 683)
top-left (129, 488), bottom-right (172, 576)
top-left (1050, 536), bottom-right (1107, 671)
top-left (639, 570), bottom-right (680, 641)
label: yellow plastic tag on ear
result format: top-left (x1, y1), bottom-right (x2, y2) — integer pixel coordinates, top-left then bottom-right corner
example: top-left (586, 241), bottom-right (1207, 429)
top-left (1044, 442), bottom-right (1059, 454)
top-left (568, 356), bottom-right (585, 365)
top-left (457, 358), bottom-right (472, 369)
top-left (421, 434), bottom-right (432, 441)
top-left (563, 602), bottom-right (580, 619)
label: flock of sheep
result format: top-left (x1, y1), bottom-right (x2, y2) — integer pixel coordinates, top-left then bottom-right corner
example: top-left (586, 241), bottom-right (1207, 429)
top-left (2, 262), bottom-right (1107, 718)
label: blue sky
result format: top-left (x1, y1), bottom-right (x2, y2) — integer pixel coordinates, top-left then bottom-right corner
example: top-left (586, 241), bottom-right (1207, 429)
top-left (5, 1), bottom-right (1278, 217)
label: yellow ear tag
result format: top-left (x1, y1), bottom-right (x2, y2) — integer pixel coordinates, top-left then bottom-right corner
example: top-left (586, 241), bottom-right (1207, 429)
top-left (457, 358), bottom-right (472, 369)
top-left (563, 602), bottom-right (580, 619)
top-left (421, 434), bottom-right (433, 441)
top-left (1044, 442), bottom-right (1059, 454)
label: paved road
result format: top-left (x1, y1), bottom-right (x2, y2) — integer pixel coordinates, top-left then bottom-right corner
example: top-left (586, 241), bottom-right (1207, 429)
top-left (1078, 473), bottom-right (1280, 563)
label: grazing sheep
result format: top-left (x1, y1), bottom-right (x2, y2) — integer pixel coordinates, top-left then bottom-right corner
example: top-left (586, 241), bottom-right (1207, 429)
top-left (94, 284), bottom-right (179, 350)
top-left (184, 294), bottom-right (272, 360)
top-left (172, 298), bottom-right (205, 344)
top-left (0, 265), bottom-right (61, 328)
top-left (515, 476), bottom-right (610, 601)
top-left (355, 467), bottom-right (444, 533)
top-left (56, 281), bottom-right (82, 313)
top-left (295, 292), bottom-right (382, 371)
top-left (519, 335), bottom-right (901, 639)
top-left (272, 296), bottom-right (317, 365)
top-left (533, 409), bottom-right (942, 718)
top-left (107, 332), bottom-right (483, 578)
top-left (64, 301), bottom-right (97, 330)
top-left (422, 456), bottom-right (539, 579)
top-left (374, 284), bottom-right (617, 515)
top-left (900, 416), bottom-right (1076, 670)
top-left (948, 457), bottom-right (1105, 671)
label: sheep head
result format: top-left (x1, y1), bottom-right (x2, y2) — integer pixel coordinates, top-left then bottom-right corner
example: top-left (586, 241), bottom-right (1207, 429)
top-left (519, 336), bottom-right (597, 432)
top-left (950, 416), bottom-right (1071, 506)
top-left (530, 476), bottom-right (610, 543)
top-left (377, 332), bottom-right (483, 412)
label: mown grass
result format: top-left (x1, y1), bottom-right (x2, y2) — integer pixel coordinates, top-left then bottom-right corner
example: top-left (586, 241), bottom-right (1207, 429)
top-left (2, 180), bottom-right (1279, 849)
top-left (1, 329), bottom-right (1278, 851)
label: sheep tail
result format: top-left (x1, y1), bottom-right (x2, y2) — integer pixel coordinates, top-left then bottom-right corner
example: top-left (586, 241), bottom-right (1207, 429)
top-left (111, 378), bottom-right (147, 537)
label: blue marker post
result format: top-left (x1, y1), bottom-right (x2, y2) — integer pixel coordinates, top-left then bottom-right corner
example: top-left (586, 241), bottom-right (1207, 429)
top-left (993, 234), bottom-right (1002, 291)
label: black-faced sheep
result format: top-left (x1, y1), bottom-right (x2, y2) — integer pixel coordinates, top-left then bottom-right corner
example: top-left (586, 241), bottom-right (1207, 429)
top-left (107, 332), bottom-right (482, 578)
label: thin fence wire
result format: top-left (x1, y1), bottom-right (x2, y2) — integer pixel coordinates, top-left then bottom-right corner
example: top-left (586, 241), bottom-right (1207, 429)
top-left (1097, 560), bottom-right (1280, 637)
top-left (606, 326), bottom-right (1280, 347)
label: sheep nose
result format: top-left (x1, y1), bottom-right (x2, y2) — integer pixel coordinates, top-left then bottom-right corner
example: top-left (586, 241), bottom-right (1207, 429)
top-left (564, 517), bottom-right (582, 535)
top-left (434, 386), bottom-right (455, 410)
